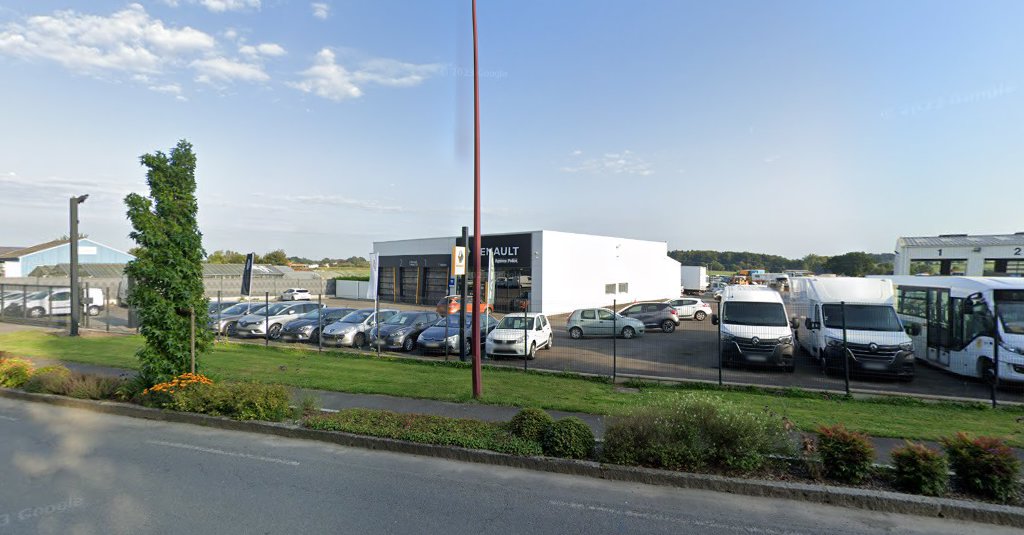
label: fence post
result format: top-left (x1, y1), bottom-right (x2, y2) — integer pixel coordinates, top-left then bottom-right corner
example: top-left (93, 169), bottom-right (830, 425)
top-left (1, 283), bottom-right (5, 319)
top-left (317, 293), bottom-right (323, 353)
top-left (84, 282), bottom-right (90, 329)
top-left (523, 303), bottom-right (529, 372)
top-left (612, 299), bottom-right (617, 383)
top-left (992, 302), bottom-right (1000, 408)
top-left (841, 301), bottom-right (850, 395)
top-left (105, 287), bottom-right (110, 332)
top-left (264, 292), bottom-right (270, 347)
top-left (21, 284), bottom-right (27, 320)
top-left (718, 300), bottom-right (723, 386)
top-left (216, 291), bottom-right (222, 342)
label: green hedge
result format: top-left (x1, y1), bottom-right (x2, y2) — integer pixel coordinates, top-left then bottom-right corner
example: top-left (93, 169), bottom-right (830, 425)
top-left (147, 381), bottom-right (291, 421)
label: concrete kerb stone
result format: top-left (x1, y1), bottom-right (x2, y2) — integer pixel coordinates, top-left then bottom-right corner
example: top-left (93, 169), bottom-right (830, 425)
top-left (1, 387), bottom-right (1022, 528)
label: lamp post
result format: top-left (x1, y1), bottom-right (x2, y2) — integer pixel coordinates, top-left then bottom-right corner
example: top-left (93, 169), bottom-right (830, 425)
top-left (69, 194), bottom-right (89, 337)
top-left (470, 0), bottom-right (483, 398)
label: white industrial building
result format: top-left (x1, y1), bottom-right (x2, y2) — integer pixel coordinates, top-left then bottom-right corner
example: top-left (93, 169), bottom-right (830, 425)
top-left (894, 232), bottom-right (1024, 276)
top-left (372, 230), bottom-right (681, 314)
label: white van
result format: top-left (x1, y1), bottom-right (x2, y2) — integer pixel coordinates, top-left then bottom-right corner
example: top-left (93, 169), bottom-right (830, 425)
top-left (787, 277), bottom-right (914, 380)
top-left (1, 287), bottom-right (106, 318)
top-left (712, 286), bottom-right (795, 372)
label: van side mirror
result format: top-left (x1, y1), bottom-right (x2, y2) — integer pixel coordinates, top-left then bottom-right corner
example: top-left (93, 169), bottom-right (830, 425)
top-left (906, 323), bottom-right (922, 336)
top-left (711, 314), bottom-right (719, 325)
top-left (804, 318), bottom-right (820, 330)
top-left (790, 318), bottom-right (800, 330)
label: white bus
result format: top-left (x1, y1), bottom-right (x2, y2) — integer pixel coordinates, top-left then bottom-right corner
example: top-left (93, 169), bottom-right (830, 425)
top-left (884, 276), bottom-right (1024, 383)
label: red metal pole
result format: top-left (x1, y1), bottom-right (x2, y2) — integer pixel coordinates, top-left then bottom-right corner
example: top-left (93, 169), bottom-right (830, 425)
top-left (471, 0), bottom-right (483, 399)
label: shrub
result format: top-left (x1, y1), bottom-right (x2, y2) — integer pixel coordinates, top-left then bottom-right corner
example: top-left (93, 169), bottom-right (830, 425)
top-left (890, 441), bottom-right (948, 496)
top-left (61, 373), bottom-right (125, 400)
top-left (23, 365), bottom-right (72, 394)
top-left (816, 424), bottom-right (875, 484)
top-left (602, 394), bottom-right (791, 473)
top-left (542, 417), bottom-right (595, 459)
top-left (304, 409), bottom-right (542, 456)
top-left (147, 379), bottom-right (291, 422)
top-left (295, 394), bottom-right (321, 419)
top-left (115, 375), bottom-right (151, 402)
top-left (509, 408), bottom-right (554, 442)
top-left (941, 432), bottom-right (1020, 503)
top-left (0, 357), bottom-right (34, 388)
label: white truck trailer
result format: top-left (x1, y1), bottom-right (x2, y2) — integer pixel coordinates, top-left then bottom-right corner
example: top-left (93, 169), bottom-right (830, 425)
top-left (680, 265), bottom-right (709, 295)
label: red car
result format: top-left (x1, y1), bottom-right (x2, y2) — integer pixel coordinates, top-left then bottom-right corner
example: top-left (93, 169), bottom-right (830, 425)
top-left (436, 295), bottom-right (492, 316)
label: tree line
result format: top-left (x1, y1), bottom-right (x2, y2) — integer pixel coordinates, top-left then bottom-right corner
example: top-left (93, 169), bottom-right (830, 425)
top-left (668, 250), bottom-right (896, 277)
top-left (204, 249), bottom-right (369, 267)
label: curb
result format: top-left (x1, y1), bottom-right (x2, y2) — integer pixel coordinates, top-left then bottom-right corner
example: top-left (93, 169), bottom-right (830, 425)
top-left (1, 388), bottom-right (1022, 528)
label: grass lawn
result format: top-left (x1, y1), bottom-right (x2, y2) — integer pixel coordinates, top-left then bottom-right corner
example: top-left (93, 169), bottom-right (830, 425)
top-left (2, 330), bottom-right (1022, 446)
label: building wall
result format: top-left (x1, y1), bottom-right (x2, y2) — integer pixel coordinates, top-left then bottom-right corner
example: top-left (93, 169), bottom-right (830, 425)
top-left (374, 237), bottom-right (456, 258)
top-left (894, 241), bottom-right (1023, 276)
top-left (1, 261), bottom-right (21, 277)
top-left (20, 240), bottom-right (134, 276)
top-left (539, 231), bottom-right (680, 314)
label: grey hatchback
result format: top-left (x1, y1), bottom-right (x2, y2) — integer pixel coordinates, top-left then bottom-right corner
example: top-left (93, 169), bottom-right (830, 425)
top-left (618, 302), bottom-right (680, 333)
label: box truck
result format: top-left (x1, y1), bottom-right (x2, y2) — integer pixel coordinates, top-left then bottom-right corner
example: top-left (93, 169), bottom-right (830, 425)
top-left (680, 265), bottom-right (708, 295)
top-left (787, 277), bottom-right (914, 380)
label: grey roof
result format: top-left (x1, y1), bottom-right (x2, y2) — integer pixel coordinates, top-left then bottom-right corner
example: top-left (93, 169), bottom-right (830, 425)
top-left (201, 264), bottom-right (288, 277)
top-left (0, 246), bottom-right (26, 258)
top-left (0, 239), bottom-right (69, 260)
top-left (900, 233), bottom-right (1024, 248)
top-left (23, 263), bottom-right (298, 279)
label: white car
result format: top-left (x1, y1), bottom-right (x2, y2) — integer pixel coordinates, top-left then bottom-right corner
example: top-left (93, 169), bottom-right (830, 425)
top-left (2, 287), bottom-right (105, 318)
top-left (666, 297), bottom-right (713, 321)
top-left (233, 301), bottom-right (322, 339)
top-left (280, 288), bottom-right (312, 301)
top-left (486, 312), bottom-right (553, 360)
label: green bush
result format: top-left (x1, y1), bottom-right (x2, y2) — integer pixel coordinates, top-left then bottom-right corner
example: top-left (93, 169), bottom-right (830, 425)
top-left (890, 441), bottom-right (948, 496)
top-left (817, 424), bottom-right (875, 484)
top-left (23, 365), bottom-right (72, 394)
top-left (0, 357), bottom-right (34, 388)
top-left (509, 408), bottom-right (554, 442)
top-left (542, 417), bottom-right (595, 459)
top-left (115, 375), bottom-right (151, 402)
top-left (601, 394), bottom-right (791, 473)
top-left (941, 432), bottom-right (1020, 503)
top-left (61, 373), bottom-right (125, 400)
top-left (163, 382), bottom-right (291, 421)
top-left (304, 409), bottom-right (542, 456)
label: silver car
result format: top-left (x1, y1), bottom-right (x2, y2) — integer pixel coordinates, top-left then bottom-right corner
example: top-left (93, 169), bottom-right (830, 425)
top-left (566, 308), bottom-right (645, 339)
top-left (321, 308), bottom-right (399, 348)
top-left (234, 302), bottom-right (322, 339)
top-left (209, 301), bottom-right (267, 335)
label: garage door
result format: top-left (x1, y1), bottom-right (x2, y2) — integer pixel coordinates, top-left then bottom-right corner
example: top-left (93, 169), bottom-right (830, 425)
top-left (423, 268), bottom-right (449, 305)
top-left (399, 267), bottom-right (419, 304)
top-left (378, 267), bottom-right (396, 302)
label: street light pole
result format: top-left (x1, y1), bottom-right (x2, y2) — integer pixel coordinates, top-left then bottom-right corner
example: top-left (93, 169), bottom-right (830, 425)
top-left (69, 194), bottom-right (88, 337)
top-left (470, 0), bottom-right (483, 399)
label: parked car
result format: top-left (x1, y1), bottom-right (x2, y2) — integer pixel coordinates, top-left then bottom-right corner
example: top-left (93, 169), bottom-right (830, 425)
top-left (207, 300), bottom-right (239, 315)
top-left (280, 288), bottom-right (312, 301)
top-left (208, 301), bottom-right (267, 335)
top-left (618, 302), bottom-right (680, 333)
top-left (666, 297), bottom-right (712, 321)
top-left (2, 287), bottom-right (105, 318)
top-left (509, 291), bottom-right (530, 311)
top-left (566, 308), bottom-right (645, 339)
top-left (321, 308), bottom-right (399, 348)
top-left (370, 311), bottom-right (442, 351)
top-left (233, 301), bottom-right (323, 339)
top-left (436, 295), bottom-right (492, 316)
top-left (279, 307), bottom-right (356, 343)
top-left (485, 313), bottom-right (553, 359)
top-left (416, 314), bottom-right (498, 355)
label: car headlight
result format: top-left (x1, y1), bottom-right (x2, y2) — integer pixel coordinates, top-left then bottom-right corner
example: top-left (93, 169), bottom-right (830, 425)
top-left (778, 335), bottom-right (793, 344)
top-left (826, 337), bottom-right (844, 347)
top-left (514, 335), bottom-right (525, 343)
top-left (899, 342), bottom-right (913, 352)
top-left (299, 325), bottom-right (313, 333)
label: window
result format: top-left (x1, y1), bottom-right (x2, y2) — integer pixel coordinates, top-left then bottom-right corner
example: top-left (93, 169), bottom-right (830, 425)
top-left (642, 304), bottom-right (662, 312)
top-left (605, 284), bottom-right (616, 294)
top-left (683, 299), bottom-right (697, 306)
top-left (965, 299), bottom-right (995, 340)
top-left (618, 282), bottom-right (629, 293)
top-left (622, 305), bottom-right (642, 314)
top-left (51, 292), bottom-right (70, 301)
top-left (598, 310), bottom-right (614, 321)
top-left (897, 288), bottom-right (927, 318)
top-left (581, 310), bottom-right (596, 320)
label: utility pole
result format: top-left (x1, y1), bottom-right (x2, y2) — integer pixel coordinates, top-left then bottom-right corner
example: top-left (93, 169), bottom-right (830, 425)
top-left (470, 0), bottom-right (483, 399)
top-left (69, 194), bottom-right (88, 336)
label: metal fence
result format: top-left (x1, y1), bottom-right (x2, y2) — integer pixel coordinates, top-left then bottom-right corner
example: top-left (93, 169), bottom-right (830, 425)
top-left (3, 284), bottom-right (1021, 407)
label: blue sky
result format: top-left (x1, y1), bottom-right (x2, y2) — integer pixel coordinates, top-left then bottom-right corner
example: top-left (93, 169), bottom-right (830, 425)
top-left (0, 1), bottom-right (1021, 260)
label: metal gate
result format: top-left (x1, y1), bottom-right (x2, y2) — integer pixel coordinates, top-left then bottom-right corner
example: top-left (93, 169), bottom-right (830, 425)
top-left (399, 267), bottom-right (419, 304)
top-left (378, 267), bottom-right (396, 302)
top-left (423, 268), bottom-right (449, 305)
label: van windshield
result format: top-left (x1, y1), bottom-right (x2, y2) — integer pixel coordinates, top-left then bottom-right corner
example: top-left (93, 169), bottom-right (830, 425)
top-left (997, 301), bottom-right (1024, 335)
top-left (722, 302), bottom-right (788, 327)
top-left (822, 304), bottom-right (902, 332)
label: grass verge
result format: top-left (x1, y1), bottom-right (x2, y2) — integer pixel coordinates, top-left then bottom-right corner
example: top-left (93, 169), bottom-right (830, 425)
top-left (2, 330), bottom-right (1023, 446)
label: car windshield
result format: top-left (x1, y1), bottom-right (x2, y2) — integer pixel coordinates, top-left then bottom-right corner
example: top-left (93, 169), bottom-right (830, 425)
top-left (221, 303), bottom-right (264, 315)
top-left (497, 316), bottom-right (534, 330)
top-left (297, 310), bottom-right (321, 320)
top-left (264, 303), bottom-right (290, 315)
top-left (384, 312), bottom-right (419, 325)
top-left (325, 309), bottom-right (354, 322)
top-left (722, 302), bottom-right (788, 327)
top-left (822, 304), bottom-right (902, 332)
top-left (341, 311), bottom-right (372, 323)
top-left (436, 315), bottom-right (489, 328)
top-left (26, 291), bottom-right (49, 300)
top-left (997, 301), bottom-right (1024, 335)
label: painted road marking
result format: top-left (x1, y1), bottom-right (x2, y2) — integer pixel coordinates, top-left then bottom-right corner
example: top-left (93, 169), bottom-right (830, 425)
top-left (0, 414), bottom-right (18, 422)
top-left (145, 440), bottom-right (300, 466)
top-left (548, 500), bottom-right (810, 535)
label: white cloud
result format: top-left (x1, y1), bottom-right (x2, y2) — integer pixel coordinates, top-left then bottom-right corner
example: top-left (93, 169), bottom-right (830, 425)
top-left (198, 0), bottom-right (261, 12)
top-left (239, 42), bottom-right (286, 57)
top-left (148, 83), bottom-right (182, 95)
top-left (191, 56), bottom-right (269, 82)
top-left (561, 150), bottom-right (654, 176)
top-left (288, 48), bottom-right (441, 102)
top-left (0, 4), bottom-right (215, 75)
top-left (311, 3), bottom-right (330, 20)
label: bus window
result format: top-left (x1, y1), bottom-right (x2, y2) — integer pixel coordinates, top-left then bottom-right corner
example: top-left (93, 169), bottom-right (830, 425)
top-left (951, 298), bottom-right (964, 348)
top-left (927, 288), bottom-right (950, 348)
top-left (898, 288), bottom-right (927, 318)
top-left (964, 299), bottom-right (994, 342)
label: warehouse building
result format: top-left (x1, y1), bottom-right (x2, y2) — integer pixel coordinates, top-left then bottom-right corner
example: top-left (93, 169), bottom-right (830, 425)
top-left (894, 232), bottom-right (1024, 276)
top-left (0, 238), bottom-right (134, 278)
top-left (372, 230), bottom-right (681, 314)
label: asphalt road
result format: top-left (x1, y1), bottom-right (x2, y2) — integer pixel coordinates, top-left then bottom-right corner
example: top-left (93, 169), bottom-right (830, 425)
top-left (5, 295), bottom-right (1022, 403)
top-left (0, 397), bottom-right (1015, 535)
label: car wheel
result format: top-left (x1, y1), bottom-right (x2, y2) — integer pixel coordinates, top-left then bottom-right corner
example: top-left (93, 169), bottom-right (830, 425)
top-left (354, 333), bottom-right (366, 348)
top-left (28, 307), bottom-right (46, 318)
top-left (528, 342), bottom-right (537, 360)
top-left (660, 320), bottom-right (676, 333)
top-left (87, 305), bottom-right (101, 317)
top-left (311, 328), bottom-right (320, 344)
top-left (693, 310), bottom-right (707, 321)
top-left (621, 326), bottom-right (636, 339)
top-left (544, 334), bottom-right (553, 350)
top-left (402, 337), bottom-right (415, 352)
top-left (226, 322), bottom-right (238, 336)
top-left (569, 327), bottom-right (583, 340)
top-left (268, 324), bottom-right (282, 340)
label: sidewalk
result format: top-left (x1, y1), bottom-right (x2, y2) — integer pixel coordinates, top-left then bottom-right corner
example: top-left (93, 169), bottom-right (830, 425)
top-left (21, 357), bottom-right (1023, 464)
